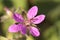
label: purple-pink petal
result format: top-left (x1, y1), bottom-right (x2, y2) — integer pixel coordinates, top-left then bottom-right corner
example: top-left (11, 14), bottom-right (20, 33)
top-left (30, 27), bottom-right (40, 37)
top-left (18, 24), bottom-right (26, 34)
top-left (31, 14), bottom-right (45, 24)
top-left (13, 13), bottom-right (24, 23)
top-left (27, 6), bottom-right (38, 19)
top-left (8, 24), bottom-right (19, 32)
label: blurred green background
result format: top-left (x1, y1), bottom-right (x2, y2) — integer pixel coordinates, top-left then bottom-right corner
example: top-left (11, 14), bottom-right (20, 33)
top-left (0, 0), bottom-right (60, 40)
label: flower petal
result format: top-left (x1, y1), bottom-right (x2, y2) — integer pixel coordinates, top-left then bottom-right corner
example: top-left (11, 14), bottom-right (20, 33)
top-left (4, 7), bottom-right (12, 17)
top-left (31, 14), bottom-right (45, 24)
top-left (8, 24), bottom-right (19, 32)
top-left (13, 13), bottom-right (24, 23)
top-left (18, 24), bottom-right (26, 34)
top-left (27, 6), bottom-right (38, 19)
top-left (30, 27), bottom-right (40, 37)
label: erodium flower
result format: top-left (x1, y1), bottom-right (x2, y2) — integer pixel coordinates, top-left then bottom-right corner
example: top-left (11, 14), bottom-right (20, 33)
top-left (5, 6), bottom-right (45, 37)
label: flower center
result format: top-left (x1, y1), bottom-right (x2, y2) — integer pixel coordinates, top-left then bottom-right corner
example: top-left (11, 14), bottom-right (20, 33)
top-left (24, 20), bottom-right (31, 26)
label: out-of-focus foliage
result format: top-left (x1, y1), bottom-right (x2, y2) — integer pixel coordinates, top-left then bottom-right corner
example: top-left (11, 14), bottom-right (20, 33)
top-left (0, 0), bottom-right (60, 40)
top-left (0, 36), bottom-right (8, 40)
top-left (26, 35), bottom-right (34, 40)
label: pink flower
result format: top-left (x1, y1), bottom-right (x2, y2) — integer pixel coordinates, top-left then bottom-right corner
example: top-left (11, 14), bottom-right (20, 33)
top-left (5, 6), bottom-right (45, 37)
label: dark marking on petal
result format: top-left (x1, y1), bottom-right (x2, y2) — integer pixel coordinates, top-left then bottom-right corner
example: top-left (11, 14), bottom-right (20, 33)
top-left (15, 22), bottom-right (19, 25)
top-left (32, 18), bottom-right (38, 22)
